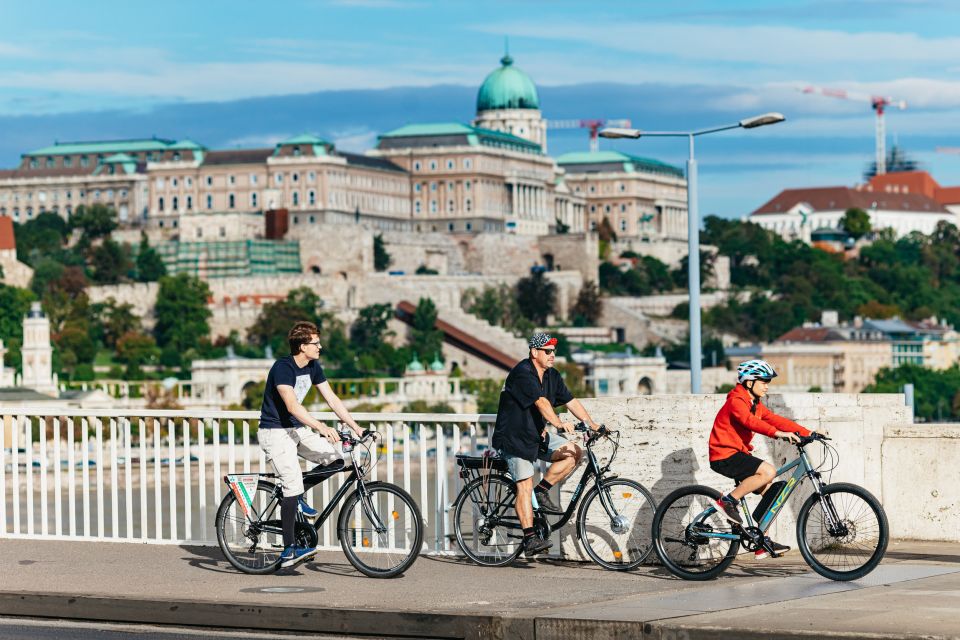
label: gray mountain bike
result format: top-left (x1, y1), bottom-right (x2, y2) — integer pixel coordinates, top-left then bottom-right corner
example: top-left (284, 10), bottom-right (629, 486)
top-left (652, 433), bottom-right (888, 581)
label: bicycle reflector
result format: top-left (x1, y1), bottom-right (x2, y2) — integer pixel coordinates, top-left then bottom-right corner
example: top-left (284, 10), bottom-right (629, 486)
top-left (226, 474), bottom-right (260, 522)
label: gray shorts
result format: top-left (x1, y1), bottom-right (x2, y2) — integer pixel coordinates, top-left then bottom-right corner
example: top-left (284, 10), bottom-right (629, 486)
top-left (501, 432), bottom-right (568, 482)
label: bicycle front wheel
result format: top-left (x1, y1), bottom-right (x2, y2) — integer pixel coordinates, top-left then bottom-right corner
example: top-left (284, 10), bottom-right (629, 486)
top-left (338, 481), bottom-right (423, 578)
top-left (797, 482), bottom-right (889, 581)
top-left (577, 478), bottom-right (656, 571)
top-left (216, 479), bottom-right (316, 575)
top-left (652, 485), bottom-right (740, 581)
top-left (453, 475), bottom-right (523, 566)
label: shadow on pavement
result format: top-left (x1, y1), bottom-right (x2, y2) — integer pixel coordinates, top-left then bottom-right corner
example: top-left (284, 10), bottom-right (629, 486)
top-left (885, 550), bottom-right (960, 564)
top-left (179, 544), bottom-right (241, 574)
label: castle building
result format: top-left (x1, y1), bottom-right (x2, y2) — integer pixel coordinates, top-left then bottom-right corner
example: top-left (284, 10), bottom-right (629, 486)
top-left (0, 53), bottom-right (685, 244)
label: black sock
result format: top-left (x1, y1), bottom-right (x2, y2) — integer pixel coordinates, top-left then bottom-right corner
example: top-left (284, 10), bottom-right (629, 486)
top-left (281, 494), bottom-right (300, 548)
top-left (523, 527), bottom-right (535, 540)
top-left (536, 479), bottom-right (553, 492)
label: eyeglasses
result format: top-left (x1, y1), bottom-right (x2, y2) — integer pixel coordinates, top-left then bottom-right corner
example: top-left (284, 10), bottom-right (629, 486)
top-left (306, 341), bottom-right (322, 348)
top-left (537, 348), bottom-right (556, 355)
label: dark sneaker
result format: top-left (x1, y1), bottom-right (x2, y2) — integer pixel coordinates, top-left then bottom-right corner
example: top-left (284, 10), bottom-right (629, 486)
top-left (756, 537), bottom-right (790, 560)
top-left (298, 496), bottom-right (319, 518)
top-left (715, 496), bottom-right (742, 525)
top-left (534, 488), bottom-right (561, 513)
top-left (279, 545), bottom-right (318, 568)
top-left (522, 536), bottom-right (553, 558)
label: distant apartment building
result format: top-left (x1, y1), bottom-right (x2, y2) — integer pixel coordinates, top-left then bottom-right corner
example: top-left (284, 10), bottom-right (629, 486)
top-left (762, 311), bottom-right (960, 392)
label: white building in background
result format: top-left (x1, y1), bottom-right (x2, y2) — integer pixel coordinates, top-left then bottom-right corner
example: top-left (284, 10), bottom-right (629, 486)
top-left (20, 302), bottom-right (57, 396)
top-left (748, 185), bottom-right (956, 242)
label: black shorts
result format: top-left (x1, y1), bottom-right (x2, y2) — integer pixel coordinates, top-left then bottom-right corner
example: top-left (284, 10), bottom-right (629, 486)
top-left (710, 452), bottom-right (764, 484)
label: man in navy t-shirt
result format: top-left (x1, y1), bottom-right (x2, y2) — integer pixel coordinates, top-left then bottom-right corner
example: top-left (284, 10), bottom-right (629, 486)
top-left (258, 320), bottom-right (365, 568)
top-left (492, 332), bottom-right (603, 558)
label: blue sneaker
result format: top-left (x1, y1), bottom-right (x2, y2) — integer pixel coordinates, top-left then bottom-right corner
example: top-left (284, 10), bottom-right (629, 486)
top-left (279, 545), bottom-right (318, 568)
top-left (298, 496), bottom-right (318, 518)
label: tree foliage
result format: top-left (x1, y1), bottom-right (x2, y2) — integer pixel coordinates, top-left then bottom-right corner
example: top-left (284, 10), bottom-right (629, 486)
top-left (569, 280), bottom-right (603, 326)
top-left (698, 216), bottom-right (960, 342)
top-left (841, 208), bottom-right (872, 240)
top-left (373, 233), bottom-right (391, 272)
top-left (515, 270), bottom-right (557, 326)
top-left (409, 297), bottom-right (443, 361)
top-left (136, 233), bottom-right (167, 282)
top-left (865, 364), bottom-right (960, 422)
top-left (153, 274), bottom-right (212, 366)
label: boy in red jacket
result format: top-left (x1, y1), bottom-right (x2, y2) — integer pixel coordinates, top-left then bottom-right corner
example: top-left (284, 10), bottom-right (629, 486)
top-left (710, 360), bottom-right (811, 559)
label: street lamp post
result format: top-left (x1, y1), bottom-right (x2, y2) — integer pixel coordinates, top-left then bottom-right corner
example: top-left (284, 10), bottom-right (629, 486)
top-left (600, 113), bottom-right (785, 393)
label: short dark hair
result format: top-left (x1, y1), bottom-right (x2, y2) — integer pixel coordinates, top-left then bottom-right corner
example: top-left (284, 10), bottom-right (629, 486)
top-left (288, 321), bottom-right (319, 355)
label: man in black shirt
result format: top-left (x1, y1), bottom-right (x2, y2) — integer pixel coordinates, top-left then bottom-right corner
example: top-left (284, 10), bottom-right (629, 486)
top-left (492, 332), bottom-right (602, 558)
top-left (259, 321), bottom-right (365, 568)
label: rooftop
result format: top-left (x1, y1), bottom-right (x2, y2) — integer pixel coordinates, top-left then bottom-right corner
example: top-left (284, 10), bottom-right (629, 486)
top-left (476, 54), bottom-right (540, 112)
top-left (24, 137), bottom-right (183, 157)
top-left (378, 122), bottom-right (542, 154)
top-left (556, 151), bottom-right (684, 178)
top-left (750, 185), bottom-right (949, 216)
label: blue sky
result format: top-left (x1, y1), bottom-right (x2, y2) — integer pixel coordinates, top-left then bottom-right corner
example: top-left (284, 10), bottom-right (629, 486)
top-left (3, 0), bottom-right (960, 217)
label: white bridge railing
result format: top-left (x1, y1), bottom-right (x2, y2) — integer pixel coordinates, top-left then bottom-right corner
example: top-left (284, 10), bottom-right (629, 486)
top-left (1, 409), bottom-right (496, 551)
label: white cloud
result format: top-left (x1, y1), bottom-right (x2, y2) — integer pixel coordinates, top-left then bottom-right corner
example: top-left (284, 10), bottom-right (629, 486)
top-left (474, 20), bottom-right (960, 66)
top-left (223, 133), bottom-right (288, 148)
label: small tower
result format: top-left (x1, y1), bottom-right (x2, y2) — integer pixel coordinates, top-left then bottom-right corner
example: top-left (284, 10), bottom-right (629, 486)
top-left (21, 302), bottom-right (57, 396)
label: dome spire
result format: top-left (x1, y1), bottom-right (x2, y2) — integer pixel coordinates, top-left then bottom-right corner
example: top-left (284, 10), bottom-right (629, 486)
top-left (502, 36), bottom-right (512, 66)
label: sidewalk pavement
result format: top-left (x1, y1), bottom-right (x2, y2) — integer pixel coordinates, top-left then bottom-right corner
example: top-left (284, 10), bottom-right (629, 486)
top-left (0, 539), bottom-right (958, 639)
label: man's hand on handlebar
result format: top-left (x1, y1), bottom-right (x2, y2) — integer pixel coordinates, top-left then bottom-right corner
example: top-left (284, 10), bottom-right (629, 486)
top-left (556, 420), bottom-right (578, 434)
top-left (315, 425), bottom-right (340, 445)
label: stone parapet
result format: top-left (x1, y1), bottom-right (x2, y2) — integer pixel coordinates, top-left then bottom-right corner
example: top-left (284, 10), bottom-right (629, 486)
top-left (543, 393), bottom-right (913, 560)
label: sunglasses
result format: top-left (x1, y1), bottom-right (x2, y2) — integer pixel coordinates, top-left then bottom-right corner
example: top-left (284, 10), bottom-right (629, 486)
top-left (537, 348), bottom-right (556, 355)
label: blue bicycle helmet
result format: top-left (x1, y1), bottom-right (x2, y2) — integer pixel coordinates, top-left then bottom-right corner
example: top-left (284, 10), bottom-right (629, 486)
top-left (737, 359), bottom-right (777, 384)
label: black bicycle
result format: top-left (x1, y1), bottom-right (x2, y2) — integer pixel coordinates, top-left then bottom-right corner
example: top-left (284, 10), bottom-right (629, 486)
top-left (215, 429), bottom-right (423, 578)
top-left (451, 423), bottom-right (656, 570)
top-left (652, 433), bottom-right (889, 581)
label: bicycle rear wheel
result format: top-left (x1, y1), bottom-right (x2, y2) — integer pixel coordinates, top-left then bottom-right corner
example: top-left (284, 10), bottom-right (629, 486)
top-left (577, 478), bottom-right (656, 570)
top-left (453, 475), bottom-right (523, 566)
top-left (216, 480), bottom-right (318, 574)
top-left (338, 481), bottom-right (423, 578)
top-left (797, 482), bottom-right (889, 581)
top-left (652, 485), bottom-right (740, 580)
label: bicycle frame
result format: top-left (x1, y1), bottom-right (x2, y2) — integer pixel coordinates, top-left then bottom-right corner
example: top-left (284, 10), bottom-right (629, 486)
top-left (693, 445), bottom-right (826, 541)
top-left (473, 431), bottom-right (621, 535)
top-left (239, 437), bottom-right (385, 538)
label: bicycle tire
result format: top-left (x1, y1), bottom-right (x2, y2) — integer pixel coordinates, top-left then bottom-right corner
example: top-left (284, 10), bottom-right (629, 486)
top-left (453, 475), bottom-right (524, 567)
top-left (652, 485), bottom-right (740, 581)
top-left (216, 479), bottom-right (318, 574)
top-left (796, 482), bottom-right (889, 581)
top-left (337, 481), bottom-right (423, 578)
top-left (577, 478), bottom-right (656, 571)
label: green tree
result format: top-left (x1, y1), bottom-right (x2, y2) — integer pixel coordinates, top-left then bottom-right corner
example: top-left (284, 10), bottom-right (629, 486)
top-left (841, 207), bottom-right (872, 240)
top-left (0, 284), bottom-right (36, 368)
top-left (153, 274), bottom-right (212, 366)
top-left (409, 298), bottom-right (443, 361)
top-left (350, 303), bottom-right (394, 354)
top-left (865, 364), bottom-right (960, 421)
top-left (70, 204), bottom-right (118, 239)
top-left (55, 323), bottom-right (97, 377)
top-left (115, 330), bottom-right (160, 379)
top-left (246, 287), bottom-right (332, 356)
top-left (90, 238), bottom-right (133, 284)
top-left (415, 264), bottom-right (439, 275)
top-left (14, 213), bottom-right (69, 267)
top-left (373, 233), bottom-right (391, 272)
top-left (136, 233), bottom-right (167, 282)
top-left (30, 258), bottom-right (65, 297)
top-left (98, 298), bottom-right (142, 349)
top-left (569, 280), bottom-right (603, 326)
top-left (515, 270), bottom-right (557, 326)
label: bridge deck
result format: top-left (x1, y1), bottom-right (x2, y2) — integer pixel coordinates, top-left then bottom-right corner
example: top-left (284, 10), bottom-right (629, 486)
top-left (0, 539), bottom-right (957, 639)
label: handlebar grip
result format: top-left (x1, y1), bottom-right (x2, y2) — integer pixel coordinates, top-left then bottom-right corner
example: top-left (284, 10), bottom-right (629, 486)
top-left (574, 421), bottom-right (588, 432)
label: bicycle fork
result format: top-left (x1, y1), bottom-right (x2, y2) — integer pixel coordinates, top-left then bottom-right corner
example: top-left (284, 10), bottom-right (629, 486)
top-left (807, 473), bottom-right (849, 538)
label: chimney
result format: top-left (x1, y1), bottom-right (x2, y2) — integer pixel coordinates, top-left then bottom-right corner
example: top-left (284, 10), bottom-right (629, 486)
top-left (821, 310), bottom-right (839, 328)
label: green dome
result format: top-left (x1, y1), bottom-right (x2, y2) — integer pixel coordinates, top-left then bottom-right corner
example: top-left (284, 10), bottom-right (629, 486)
top-left (429, 355), bottom-right (445, 372)
top-left (406, 355), bottom-right (424, 373)
top-left (476, 54), bottom-right (540, 112)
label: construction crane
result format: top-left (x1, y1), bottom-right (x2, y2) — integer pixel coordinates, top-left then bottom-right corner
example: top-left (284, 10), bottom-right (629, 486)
top-left (547, 119), bottom-right (632, 153)
top-left (799, 85), bottom-right (907, 175)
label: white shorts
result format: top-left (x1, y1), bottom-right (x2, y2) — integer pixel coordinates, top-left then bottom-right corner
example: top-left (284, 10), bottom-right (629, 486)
top-left (257, 426), bottom-right (342, 497)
